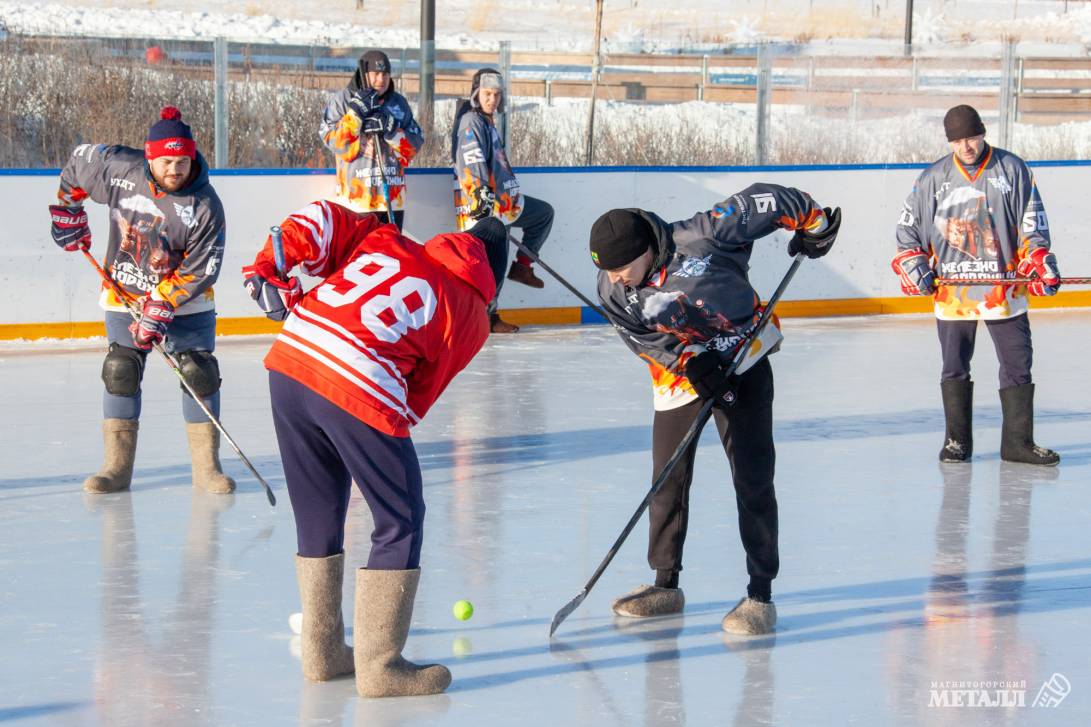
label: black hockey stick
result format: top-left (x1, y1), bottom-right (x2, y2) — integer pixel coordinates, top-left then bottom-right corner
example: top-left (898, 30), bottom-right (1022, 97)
top-left (368, 130), bottom-right (397, 226)
top-left (549, 252), bottom-right (806, 637)
top-left (505, 234), bottom-right (610, 321)
top-left (83, 250), bottom-right (277, 506)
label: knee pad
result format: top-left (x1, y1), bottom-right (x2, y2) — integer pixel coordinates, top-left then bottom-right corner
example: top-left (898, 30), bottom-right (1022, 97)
top-left (101, 343), bottom-right (146, 396)
top-left (178, 350), bottom-right (221, 397)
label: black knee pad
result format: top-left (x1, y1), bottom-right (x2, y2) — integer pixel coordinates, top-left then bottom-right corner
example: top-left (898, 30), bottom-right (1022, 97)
top-left (178, 350), bottom-right (221, 397)
top-left (101, 343), bottom-right (146, 396)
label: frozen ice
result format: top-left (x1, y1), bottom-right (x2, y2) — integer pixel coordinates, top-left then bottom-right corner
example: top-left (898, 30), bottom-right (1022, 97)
top-left (1, 310), bottom-right (1090, 725)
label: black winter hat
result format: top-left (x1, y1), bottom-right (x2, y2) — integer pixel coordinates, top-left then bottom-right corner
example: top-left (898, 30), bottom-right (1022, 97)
top-left (944, 104), bottom-right (986, 141)
top-left (350, 50), bottom-right (395, 95)
top-left (589, 209), bottom-right (655, 270)
top-left (360, 50), bottom-right (391, 73)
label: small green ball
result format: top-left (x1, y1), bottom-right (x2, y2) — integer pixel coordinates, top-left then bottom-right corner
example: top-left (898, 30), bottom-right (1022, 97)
top-left (452, 599), bottom-right (474, 621)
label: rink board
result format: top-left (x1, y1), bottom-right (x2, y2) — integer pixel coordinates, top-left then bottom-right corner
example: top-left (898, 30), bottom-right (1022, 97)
top-left (4, 162), bottom-right (1091, 339)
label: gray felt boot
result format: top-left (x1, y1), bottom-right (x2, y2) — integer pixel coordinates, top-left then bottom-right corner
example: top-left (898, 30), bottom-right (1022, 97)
top-left (355, 568), bottom-right (451, 698)
top-left (83, 419), bottom-right (139, 494)
top-left (186, 422), bottom-right (236, 494)
top-left (721, 597), bottom-right (777, 635)
top-left (611, 584), bottom-right (685, 618)
top-left (296, 553), bottom-right (355, 681)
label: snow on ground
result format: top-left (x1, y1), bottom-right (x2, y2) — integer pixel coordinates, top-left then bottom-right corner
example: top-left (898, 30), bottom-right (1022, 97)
top-left (4, 0), bottom-right (1091, 55)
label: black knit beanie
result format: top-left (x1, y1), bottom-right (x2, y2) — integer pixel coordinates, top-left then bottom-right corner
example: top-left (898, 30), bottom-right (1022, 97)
top-left (944, 105), bottom-right (986, 141)
top-left (589, 209), bottom-right (655, 270)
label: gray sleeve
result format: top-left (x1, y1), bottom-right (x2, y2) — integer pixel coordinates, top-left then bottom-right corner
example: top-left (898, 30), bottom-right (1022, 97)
top-left (453, 114), bottom-right (493, 191)
top-left (895, 171), bottom-right (933, 254)
top-left (154, 195), bottom-right (226, 308)
top-left (319, 90), bottom-right (354, 154)
top-left (1013, 163), bottom-right (1051, 252)
top-left (392, 96), bottom-right (424, 152)
top-left (678, 182), bottom-right (824, 253)
top-left (57, 144), bottom-right (116, 206)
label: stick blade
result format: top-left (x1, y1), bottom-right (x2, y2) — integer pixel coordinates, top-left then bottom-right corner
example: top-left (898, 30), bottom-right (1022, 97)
top-left (549, 589), bottom-right (588, 638)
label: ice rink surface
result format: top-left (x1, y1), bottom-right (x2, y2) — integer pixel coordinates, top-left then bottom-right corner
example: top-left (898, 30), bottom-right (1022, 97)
top-left (2, 310), bottom-right (1090, 726)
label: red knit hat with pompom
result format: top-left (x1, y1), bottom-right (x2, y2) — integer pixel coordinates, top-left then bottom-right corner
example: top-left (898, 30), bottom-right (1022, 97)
top-left (145, 106), bottom-right (196, 159)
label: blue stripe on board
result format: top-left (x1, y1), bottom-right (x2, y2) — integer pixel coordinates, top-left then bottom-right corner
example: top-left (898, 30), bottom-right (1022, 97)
top-left (580, 306), bottom-right (608, 325)
top-left (7, 159), bottom-right (1091, 176)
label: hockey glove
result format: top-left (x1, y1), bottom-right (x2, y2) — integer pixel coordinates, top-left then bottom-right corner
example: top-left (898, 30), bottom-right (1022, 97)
top-left (891, 247), bottom-right (936, 296)
top-left (129, 298), bottom-right (174, 351)
top-left (788, 206), bottom-right (840, 259)
top-left (347, 89), bottom-right (379, 121)
top-left (468, 185), bottom-right (497, 221)
top-left (1016, 247), bottom-right (1061, 296)
top-left (49, 204), bottom-right (92, 252)
top-left (243, 261), bottom-right (303, 321)
top-left (362, 107), bottom-right (396, 136)
top-left (684, 350), bottom-right (737, 405)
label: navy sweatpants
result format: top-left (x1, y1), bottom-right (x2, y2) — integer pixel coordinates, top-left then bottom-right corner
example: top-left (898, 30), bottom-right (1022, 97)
top-left (937, 313), bottom-right (1033, 389)
top-left (269, 371), bottom-right (425, 570)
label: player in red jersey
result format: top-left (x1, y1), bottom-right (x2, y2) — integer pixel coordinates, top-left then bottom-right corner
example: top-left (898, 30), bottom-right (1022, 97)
top-left (243, 201), bottom-right (506, 697)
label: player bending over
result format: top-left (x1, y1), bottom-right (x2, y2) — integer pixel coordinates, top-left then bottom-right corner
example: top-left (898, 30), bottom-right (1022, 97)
top-left (589, 186), bottom-right (839, 635)
top-left (242, 201), bottom-right (506, 697)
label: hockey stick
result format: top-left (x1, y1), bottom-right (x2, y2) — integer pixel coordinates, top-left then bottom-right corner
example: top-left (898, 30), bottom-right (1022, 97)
top-left (81, 250), bottom-right (277, 506)
top-left (549, 253), bottom-right (806, 637)
top-left (368, 130), bottom-right (397, 227)
top-left (270, 225), bottom-right (287, 277)
top-left (505, 234), bottom-right (610, 321)
top-left (936, 276), bottom-right (1091, 286)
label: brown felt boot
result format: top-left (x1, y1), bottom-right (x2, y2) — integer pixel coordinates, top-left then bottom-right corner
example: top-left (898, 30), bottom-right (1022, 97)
top-left (507, 261), bottom-right (545, 289)
top-left (490, 313), bottom-right (520, 334)
top-left (355, 568), bottom-right (451, 698)
top-left (611, 585), bottom-right (685, 618)
top-left (296, 553), bottom-right (355, 681)
top-left (721, 597), bottom-right (777, 635)
top-left (186, 422), bottom-right (236, 494)
top-left (83, 419), bottom-right (139, 494)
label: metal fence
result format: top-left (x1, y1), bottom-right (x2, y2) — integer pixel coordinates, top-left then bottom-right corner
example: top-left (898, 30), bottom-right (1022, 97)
top-left (3, 32), bottom-right (1090, 168)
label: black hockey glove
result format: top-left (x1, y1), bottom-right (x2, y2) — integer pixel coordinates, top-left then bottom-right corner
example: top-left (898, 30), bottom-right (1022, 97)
top-left (347, 89), bottom-right (379, 121)
top-left (788, 206), bottom-right (841, 259)
top-left (468, 185), bottom-right (497, 221)
top-left (362, 107), bottom-right (396, 136)
top-left (684, 350), bottom-right (738, 405)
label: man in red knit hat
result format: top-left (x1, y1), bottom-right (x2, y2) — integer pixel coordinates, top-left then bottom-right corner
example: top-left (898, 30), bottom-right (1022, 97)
top-left (48, 106), bottom-right (234, 496)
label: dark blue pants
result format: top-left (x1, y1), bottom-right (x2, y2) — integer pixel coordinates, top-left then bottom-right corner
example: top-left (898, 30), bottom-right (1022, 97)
top-left (103, 310), bottom-right (219, 423)
top-left (937, 313), bottom-right (1033, 389)
top-left (269, 371), bottom-right (425, 569)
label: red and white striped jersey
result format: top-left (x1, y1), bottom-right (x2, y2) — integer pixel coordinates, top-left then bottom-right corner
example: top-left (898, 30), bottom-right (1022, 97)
top-left (251, 200), bottom-right (496, 436)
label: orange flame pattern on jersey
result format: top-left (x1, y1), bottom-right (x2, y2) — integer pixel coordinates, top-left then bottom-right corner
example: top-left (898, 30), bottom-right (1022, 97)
top-left (777, 206), bottom-right (823, 232)
top-left (57, 185), bottom-right (89, 205)
top-left (326, 112), bottom-right (362, 161)
top-left (157, 272), bottom-right (198, 308)
top-left (640, 354), bottom-right (697, 397)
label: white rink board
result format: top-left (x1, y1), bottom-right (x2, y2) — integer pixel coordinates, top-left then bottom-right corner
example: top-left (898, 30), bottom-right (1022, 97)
top-left (4, 163), bottom-right (1091, 325)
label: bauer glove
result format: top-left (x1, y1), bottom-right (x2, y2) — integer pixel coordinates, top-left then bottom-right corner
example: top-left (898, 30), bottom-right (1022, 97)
top-left (1016, 247), bottom-right (1061, 296)
top-left (891, 247), bottom-right (936, 296)
top-left (49, 204), bottom-right (92, 252)
top-left (243, 261), bottom-right (303, 321)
